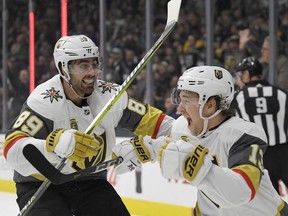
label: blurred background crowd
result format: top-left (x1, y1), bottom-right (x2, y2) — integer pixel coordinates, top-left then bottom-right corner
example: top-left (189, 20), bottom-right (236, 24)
top-left (1, 0), bottom-right (288, 130)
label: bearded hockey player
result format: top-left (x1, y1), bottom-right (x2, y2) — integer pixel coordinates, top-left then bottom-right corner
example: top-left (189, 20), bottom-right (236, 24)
top-left (4, 35), bottom-right (174, 215)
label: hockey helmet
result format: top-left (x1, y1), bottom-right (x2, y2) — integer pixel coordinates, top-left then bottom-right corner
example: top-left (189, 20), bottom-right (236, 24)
top-left (234, 57), bottom-right (263, 76)
top-left (53, 35), bottom-right (100, 80)
top-left (172, 66), bottom-right (234, 110)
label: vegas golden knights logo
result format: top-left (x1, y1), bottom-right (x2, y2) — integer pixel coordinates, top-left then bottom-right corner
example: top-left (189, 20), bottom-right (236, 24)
top-left (214, 70), bottom-right (223, 79)
top-left (180, 135), bottom-right (190, 142)
top-left (70, 119), bottom-right (78, 130)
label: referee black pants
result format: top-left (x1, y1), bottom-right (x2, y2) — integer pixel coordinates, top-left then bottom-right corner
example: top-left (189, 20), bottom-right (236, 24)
top-left (263, 144), bottom-right (288, 194)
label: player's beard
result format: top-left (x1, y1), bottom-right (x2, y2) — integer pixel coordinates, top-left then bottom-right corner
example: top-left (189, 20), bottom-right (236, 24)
top-left (69, 74), bottom-right (96, 98)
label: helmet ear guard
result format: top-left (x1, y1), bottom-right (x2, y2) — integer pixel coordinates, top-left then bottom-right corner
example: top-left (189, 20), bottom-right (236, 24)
top-left (57, 62), bottom-right (69, 78)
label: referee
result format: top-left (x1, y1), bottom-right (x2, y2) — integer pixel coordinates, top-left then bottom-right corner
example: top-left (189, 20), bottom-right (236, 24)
top-left (231, 57), bottom-right (288, 194)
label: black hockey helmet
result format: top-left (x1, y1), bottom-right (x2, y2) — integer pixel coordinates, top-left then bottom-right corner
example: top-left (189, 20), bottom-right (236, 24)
top-left (234, 57), bottom-right (263, 76)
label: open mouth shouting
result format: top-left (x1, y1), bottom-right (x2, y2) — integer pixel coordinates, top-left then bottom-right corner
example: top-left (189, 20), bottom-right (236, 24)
top-left (82, 78), bottom-right (95, 88)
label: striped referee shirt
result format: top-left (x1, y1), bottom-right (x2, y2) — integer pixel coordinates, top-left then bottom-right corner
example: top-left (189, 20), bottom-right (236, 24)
top-left (231, 80), bottom-right (288, 146)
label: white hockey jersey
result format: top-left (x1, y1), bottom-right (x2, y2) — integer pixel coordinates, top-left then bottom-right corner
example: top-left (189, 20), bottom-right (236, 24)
top-left (172, 115), bottom-right (288, 216)
top-left (4, 75), bottom-right (174, 182)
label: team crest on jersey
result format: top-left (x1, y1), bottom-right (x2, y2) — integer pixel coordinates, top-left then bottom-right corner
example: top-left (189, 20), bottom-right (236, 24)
top-left (98, 81), bottom-right (118, 93)
top-left (180, 136), bottom-right (190, 142)
top-left (214, 70), bottom-right (223, 79)
top-left (70, 119), bottom-right (78, 130)
top-left (41, 87), bottom-right (63, 103)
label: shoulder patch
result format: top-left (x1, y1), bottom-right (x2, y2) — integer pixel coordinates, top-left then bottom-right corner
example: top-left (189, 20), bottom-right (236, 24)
top-left (41, 87), bottom-right (63, 103)
top-left (98, 81), bottom-right (118, 93)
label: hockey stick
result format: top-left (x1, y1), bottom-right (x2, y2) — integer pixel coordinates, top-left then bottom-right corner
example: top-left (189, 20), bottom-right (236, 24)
top-left (19, 0), bottom-right (181, 214)
top-left (23, 144), bottom-right (123, 184)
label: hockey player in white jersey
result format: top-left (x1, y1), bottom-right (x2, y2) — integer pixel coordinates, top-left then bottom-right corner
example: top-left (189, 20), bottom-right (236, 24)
top-left (113, 66), bottom-right (288, 215)
top-left (4, 35), bottom-right (174, 215)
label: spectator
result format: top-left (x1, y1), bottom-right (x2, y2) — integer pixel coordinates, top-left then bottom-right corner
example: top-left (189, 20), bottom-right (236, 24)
top-left (222, 35), bottom-right (240, 71)
top-left (164, 93), bottom-right (180, 119)
top-left (124, 49), bottom-right (138, 73)
top-left (153, 61), bottom-right (171, 110)
top-left (35, 55), bottom-right (49, 85)
top-left (260, 36), bottom-right (288, 92)
top-left (131, 69), bottom-right (146, 102)
top-left (8, 68), bottom-right (30, 124)
top-left (10, 33), bottom-right (28, 63)
top-left (279, 10), bottom-right (288, 56)
top-left (122, 32), bottom-right (144, 57)
top-left (182, 34), bottom-right (200, 70)
top-left (106, 47), bottom-right (127, 84)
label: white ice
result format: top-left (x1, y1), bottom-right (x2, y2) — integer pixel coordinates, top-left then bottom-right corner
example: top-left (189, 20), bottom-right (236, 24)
top-left (0, 192), bottom-right (18, 215)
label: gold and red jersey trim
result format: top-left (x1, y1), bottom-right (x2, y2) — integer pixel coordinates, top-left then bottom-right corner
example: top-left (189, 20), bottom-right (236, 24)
top-left (232, 164), bottom-right (261, 201)
top-left (135, 105), bottom-right (166, 139)
top-left (4, 131), bottom-right (30, 158)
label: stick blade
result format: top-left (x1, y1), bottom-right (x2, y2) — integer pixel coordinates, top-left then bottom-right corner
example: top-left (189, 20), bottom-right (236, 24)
top-left (166, 0), bottom-right (182, 25)
top-left (23, 144), bottom-right (124, 185)
top-left (23, 144), bottom-right (63, 184)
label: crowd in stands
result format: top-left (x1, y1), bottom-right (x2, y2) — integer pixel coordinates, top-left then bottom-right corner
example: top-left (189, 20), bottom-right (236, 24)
top-left (1, 0), bottom-right (288, 129)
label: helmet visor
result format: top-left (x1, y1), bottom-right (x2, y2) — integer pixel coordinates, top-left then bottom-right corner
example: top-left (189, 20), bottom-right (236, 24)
top-left (68, 57), bottom-right (103, 75)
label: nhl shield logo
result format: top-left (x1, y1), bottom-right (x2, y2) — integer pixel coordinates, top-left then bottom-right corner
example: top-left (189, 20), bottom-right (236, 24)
top-left (214, 70), bottom-right (223, 79)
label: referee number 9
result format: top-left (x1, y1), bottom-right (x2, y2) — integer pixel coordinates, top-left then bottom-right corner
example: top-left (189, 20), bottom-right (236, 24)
top-left (255, 97), bottom-right (267, 113)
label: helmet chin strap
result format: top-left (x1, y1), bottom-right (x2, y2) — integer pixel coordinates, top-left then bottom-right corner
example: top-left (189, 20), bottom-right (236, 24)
top-left (196, 103), bottom-right (222, 138)
top-left (67, 81), bottom-right (89, 100)
top-left (62, 71), bottom-right (89, 100)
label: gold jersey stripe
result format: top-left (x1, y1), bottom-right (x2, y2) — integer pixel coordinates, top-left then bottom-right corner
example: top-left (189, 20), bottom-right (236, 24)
top-left (232, 164), bottom-right (261, 200)
top-left (4, 131), bottom-right (30, 148)
top-left (134, 105), bottom-right (163, 137)
top-left (4, 131), bottom-right (30, 158)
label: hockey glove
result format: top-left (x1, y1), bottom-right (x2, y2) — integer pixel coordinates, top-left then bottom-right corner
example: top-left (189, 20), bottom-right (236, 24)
top-left (159, 140), bottom-right (213, 186)
top-left (112, 135), bottom-right (173, 174)
top-left (46, 129), bottom-right (101, 167)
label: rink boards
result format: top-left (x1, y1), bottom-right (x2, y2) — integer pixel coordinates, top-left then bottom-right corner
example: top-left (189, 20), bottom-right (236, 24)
top-left (0, 135), bottom-right (196, 216)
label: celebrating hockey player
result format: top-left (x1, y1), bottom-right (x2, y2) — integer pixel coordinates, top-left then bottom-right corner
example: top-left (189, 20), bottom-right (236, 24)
top-left (113, 66), bottom-right (288, 215)
top-left (4, 35), bottom-right (174, 215)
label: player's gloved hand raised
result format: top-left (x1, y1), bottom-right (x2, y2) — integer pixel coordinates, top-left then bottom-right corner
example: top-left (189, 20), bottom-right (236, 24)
top-left (46, 129), bottom-right (101, 168)
top-left (158, 140), bottom-right (213, 186)
top-left (112, 135), bottom-right (173, 174)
